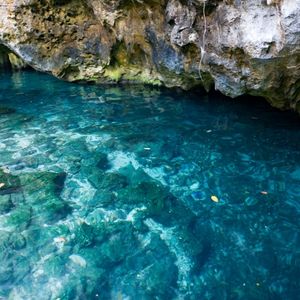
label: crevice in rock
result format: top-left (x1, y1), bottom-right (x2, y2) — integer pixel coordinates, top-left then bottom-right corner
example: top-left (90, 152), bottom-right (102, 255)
top-left (0, 44), bottom-right (29, 71)
top-left (0, 45), bottom-right (12, 71)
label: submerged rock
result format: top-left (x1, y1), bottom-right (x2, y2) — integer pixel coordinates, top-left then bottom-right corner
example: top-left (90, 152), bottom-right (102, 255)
top-left (0, 107), bottom-right (16, 115)
top-left (19, 172), bottom-right (72, 223)
top-left (96, 153), bottom-right (110, 171)
top-left (0, 169), bottom-right (21, 196)
top-left (0, 0), bottom-right (299, 112)
top-left (73, 222), bottom-right (95, 248)
top-left (69, 254), bottom-right (87, 268)
top-left (5, 205), bottom-right (32, 231)
top-left (0, 195), bottom-right (14, 214)
top-left (0, 170), bottom-right (71, 237)
top-left (0, 262), bottom-right (13, 284)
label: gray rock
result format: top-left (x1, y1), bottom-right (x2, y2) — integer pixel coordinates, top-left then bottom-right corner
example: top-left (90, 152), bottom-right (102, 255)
top-left (0, 0), bottom-right (299, 112)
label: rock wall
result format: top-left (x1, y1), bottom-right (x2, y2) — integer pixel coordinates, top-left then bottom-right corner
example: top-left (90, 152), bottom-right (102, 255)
top-left (0, 0), bottom-right (299, 112)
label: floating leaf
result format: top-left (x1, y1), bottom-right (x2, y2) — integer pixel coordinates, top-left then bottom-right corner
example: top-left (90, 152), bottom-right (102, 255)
top-left (260, 191), bottom-right (268, 195)
top-left (211, 195), bottom-right (219, 203)
top-left (0, 183), bottom-right (5, 188)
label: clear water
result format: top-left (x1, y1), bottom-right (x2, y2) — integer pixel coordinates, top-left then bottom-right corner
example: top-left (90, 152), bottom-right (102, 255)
top-left (0, 71), bottom-right (299, 300)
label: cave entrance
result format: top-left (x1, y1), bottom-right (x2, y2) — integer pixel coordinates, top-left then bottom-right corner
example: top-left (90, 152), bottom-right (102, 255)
top-left (0, 44), bottom-right (12, 70)
top-left (0, 44), bottom-right (28, 71)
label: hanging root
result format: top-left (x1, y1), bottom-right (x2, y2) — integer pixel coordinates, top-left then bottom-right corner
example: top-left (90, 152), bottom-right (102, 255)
top-left (198, 0), bottom-right (207, 82)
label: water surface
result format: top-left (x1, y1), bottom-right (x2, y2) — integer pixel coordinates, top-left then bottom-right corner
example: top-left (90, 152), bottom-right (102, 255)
top-left (0, 71), bottom-right (299, 299)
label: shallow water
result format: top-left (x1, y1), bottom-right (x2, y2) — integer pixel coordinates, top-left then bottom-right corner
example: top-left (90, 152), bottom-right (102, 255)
top-left (0, 71), bottom-right (299, 299)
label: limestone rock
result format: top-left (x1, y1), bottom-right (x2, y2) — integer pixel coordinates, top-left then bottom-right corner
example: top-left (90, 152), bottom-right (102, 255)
top-left (0, 0), bottom-right (299, 113)
top-left (69, 254), bottom-right (87, 268)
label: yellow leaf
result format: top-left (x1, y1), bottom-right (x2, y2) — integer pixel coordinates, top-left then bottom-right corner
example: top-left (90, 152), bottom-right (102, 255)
top-left (211, 195), bottom-right (219, 203)
top-left (0, 183), bottom-right (5, 189)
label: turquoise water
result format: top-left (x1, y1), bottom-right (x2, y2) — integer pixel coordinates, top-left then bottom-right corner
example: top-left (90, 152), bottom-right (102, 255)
top-left (0, 71), bottom-right (299, 299)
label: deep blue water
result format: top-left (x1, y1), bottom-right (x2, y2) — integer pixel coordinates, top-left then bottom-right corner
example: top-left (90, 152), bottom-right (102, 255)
top-left (0, 71), bottom-right (299, 300)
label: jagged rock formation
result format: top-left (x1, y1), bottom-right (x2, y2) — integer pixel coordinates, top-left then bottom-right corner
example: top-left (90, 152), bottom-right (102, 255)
top-left (0, 0), bottom-right (299, 112)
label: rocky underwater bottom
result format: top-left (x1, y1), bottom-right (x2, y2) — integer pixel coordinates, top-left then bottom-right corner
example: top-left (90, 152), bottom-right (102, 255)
top-left (0, 71), bottom-right (299, 300)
